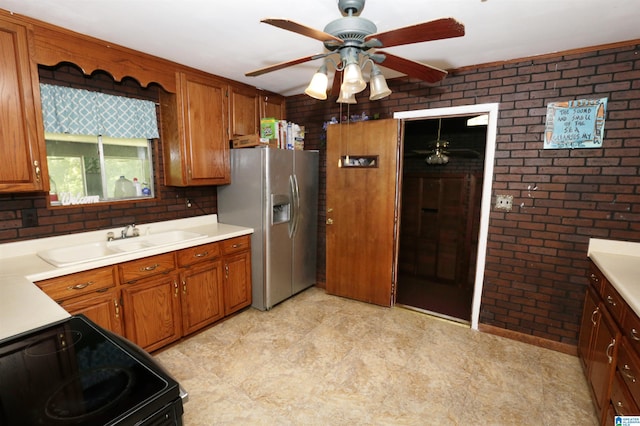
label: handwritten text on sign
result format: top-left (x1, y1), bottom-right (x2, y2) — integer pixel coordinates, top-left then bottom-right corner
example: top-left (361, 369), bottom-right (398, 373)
top-left (543, 98), bottom-right (607, 149)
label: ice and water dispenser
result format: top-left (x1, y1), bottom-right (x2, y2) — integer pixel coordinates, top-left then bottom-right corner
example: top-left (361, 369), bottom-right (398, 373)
top-left (271, 194), bottom-right (291, 225)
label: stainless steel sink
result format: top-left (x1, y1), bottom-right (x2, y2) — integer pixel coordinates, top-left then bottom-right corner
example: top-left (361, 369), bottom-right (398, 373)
top-left (37, 230), bottom-right (207, 267)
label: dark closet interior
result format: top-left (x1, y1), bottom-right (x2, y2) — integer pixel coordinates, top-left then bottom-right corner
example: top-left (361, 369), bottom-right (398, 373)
top-left (397, 116), bottom-right (487, 322)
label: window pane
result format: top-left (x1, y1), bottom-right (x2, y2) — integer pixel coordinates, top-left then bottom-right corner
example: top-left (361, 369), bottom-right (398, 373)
top-left (46, 133), bottom-right (155, 206)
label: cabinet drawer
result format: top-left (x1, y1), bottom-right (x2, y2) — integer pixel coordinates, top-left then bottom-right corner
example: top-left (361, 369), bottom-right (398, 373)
top-left (588, 261), bottom-right (605, 295)
top-left (611, 370), bottom-right (640, 416)
top-left (603, 279), bottom-right (626, 325)
top-left (36, 266), bottom-right (115, 302)
top-left (221, 235), bottom-right (251, 255)
top-left (119, 252), bottom-right (176, 283)
top-left (177, 242), bottom-right (221, 267)
top-left (624, 310), bottom-right (640, 352)
top-left (618, 338), bottom-right (640, 408)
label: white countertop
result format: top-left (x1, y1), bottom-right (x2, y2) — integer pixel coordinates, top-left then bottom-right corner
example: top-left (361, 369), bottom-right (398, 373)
top-left (0, 214), bottom-right (253, 341)
top-left (588, 238), bottom-right (640, 317)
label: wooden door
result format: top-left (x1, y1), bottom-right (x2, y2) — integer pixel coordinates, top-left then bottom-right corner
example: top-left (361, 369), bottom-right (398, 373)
top-left (325, 119), bottom-right (400, 306)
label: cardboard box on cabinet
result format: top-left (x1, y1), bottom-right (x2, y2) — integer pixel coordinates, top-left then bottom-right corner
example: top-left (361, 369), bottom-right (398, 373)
top-left (231, 134), bottom-right (277, 149)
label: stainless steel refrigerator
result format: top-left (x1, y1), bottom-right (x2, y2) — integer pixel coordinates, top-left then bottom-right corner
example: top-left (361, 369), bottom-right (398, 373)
top-left (217, 148), bottom-right (319, 310)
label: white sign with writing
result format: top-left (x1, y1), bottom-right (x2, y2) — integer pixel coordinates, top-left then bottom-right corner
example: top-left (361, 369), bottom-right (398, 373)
top-left (543, 98), bottom-right (607, 149)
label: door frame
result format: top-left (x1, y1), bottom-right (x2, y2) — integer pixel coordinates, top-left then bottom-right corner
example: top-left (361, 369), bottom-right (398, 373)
top-left (394, 103), bottom-right (499, 330)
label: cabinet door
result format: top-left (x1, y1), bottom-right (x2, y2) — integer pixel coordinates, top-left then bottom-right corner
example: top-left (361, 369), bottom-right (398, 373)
top-left (259, 92), bottom-right (285, 120)
top-left (61, 289), bottom-right (123, 336)
top-left (181, 72), bottom-right (229, 185)
top-left (230, 85), bottom-right (259, 137)
top-left (121, 275), bottom-right (182, 352)
top-left (578, 285), bottom-right (600, 374)
top-left (160, 71), bottom-right (230, 186)
top-left (0, 19), bottom-right (47, 192)
top-left (224, 250), bottom-right (252, 315)
top-left (589, 302), bottom-right (619, 421)
top-left (180, 261), bottom-right (225, 335)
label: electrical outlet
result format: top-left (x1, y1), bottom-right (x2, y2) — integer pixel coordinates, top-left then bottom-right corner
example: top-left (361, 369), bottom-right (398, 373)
top-left (22, 208), bottom-right (38, 227)
top-left (495, 194), bottom-right (513, 211)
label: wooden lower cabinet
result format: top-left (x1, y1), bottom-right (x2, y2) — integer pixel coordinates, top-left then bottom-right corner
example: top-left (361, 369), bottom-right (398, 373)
top-left (180, 260), bottom-right (225, 335)
top-left (35, 266), bottom-right (122, 335)
top-left (61, 288), bottom-right (123, 335)
top-left (579, 260), bottom-right (640, 425)
top-left (223, 250), bottom-right (252, 315)
top-left (37, 235), bottom-right (252, 352)
top-left (121, 273), bottom-right (182, 352)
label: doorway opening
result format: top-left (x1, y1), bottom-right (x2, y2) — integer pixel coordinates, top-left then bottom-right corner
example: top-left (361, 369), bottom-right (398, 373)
top-left (394, 104), bottom-right (499, 329)
top-left (396, 116), bottom-right (486, 323)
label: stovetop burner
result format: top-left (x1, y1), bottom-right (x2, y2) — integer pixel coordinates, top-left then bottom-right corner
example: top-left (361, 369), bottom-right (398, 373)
top-left (0, 315), bottom-right (182, 425)
top-left (46, 366), bottom-right (134, 421)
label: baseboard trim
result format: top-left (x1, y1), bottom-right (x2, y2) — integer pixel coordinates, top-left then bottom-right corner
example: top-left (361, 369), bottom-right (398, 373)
top-left (478, 323), bottom-right (577, 356)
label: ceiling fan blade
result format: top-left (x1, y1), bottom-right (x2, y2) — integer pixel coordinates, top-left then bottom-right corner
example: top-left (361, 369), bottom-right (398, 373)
top-left (261, 19), bottom-right (343, 45)
top-left (246, 54), bottom-right (325, 77)
top-left (377, 51), bottom-right (447, 83)
top-left (365, 18), bottom-right (464, 48)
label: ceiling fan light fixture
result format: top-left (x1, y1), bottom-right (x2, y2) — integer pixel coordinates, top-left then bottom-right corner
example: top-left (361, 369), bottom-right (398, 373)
top-left (341, 62), bottom-right (366, 95)
top-left (368, 64), bottom-right (392, 100)
top-left (304, 64), bottom-right (329, 100)
top-left (337, 89), bottom-right (357, 104)
top-left (425, 151), bottom-right (449, 165)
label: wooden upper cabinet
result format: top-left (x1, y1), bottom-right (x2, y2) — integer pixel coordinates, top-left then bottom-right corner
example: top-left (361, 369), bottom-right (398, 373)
top-left (0, 18), bottom-right (48, 192)
top-left (259, 91), bottom-right (286, 120)
top-left (160, 71), bottom-right (230, 186)
top-left (230, 84), bottom-right (259, 137)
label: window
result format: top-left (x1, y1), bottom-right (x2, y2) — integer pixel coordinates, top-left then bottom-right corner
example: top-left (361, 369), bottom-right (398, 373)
top-left (46, 133), bottom-right (154, 205)
top-left (40, 83), bottom-right (160, 206)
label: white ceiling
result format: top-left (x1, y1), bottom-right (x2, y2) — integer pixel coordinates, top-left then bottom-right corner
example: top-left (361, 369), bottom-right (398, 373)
top-left (2, 0), bottom-right (639, 96)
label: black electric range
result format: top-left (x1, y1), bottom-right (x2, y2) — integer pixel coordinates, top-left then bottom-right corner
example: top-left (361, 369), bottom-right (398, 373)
top-left (0, 315), bottom-right (184, 425)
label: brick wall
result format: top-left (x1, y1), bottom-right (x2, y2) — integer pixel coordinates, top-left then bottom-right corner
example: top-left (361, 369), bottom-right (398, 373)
top-left (0, 64), bottom-right (217, 243)
top-left (286, 42), bottom-right (640, 345)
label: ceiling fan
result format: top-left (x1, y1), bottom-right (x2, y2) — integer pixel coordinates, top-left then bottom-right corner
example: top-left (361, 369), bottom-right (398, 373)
top-left (246, 0), bottom-right (465, 101)
top-left (408, 118), bottom-right (481, 165)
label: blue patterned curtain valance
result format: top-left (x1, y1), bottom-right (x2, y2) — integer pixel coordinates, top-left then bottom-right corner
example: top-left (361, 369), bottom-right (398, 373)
top-left (40, 84), bottom-right (159, 139)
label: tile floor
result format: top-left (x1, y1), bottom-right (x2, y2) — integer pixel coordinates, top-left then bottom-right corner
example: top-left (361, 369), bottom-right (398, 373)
top-left (154, 287), bottom-right (598, 425)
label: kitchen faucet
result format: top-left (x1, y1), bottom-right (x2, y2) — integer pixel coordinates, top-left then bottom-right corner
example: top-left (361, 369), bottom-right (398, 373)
top-left (121, 224), bottom-right (137, 239)
top-left (107, 224), bottom-right (138, 241)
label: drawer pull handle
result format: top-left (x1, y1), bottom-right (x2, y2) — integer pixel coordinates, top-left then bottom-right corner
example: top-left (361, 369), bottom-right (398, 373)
top-left (590, 273), bottom-right (599, 283)
top-left (174, 280), bottom-right (179, 297)
top-left (194, 251), bottom-right (209, 258)
top-left (606, 338), bottom-right (616, 364)
top-left (232, 243), bottom-right (241, 248)
top-left (630, 328), bottom-right (640, 341)
top-left (606, 295), bottom-right (617, 307)
top-left (623, 364), bottom-right (637, 383)
top-left (591, 308), bottom-right (600, 326)
top-left (68, 281), bottom-right (94, 290)
top-left (114, 299), bottom-right (120, 319)
top-left (140, 263), bottom-right (159, 272)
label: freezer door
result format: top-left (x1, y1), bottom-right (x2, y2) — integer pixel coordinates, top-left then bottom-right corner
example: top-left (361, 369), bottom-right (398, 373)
top-left (264, 149), bottom-right (294, 308)
top-left (292, 150), bottom-right (319, 294)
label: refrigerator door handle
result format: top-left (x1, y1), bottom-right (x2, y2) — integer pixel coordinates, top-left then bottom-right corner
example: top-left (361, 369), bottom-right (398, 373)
top-left (289, 174), bottom-right (301, 238)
